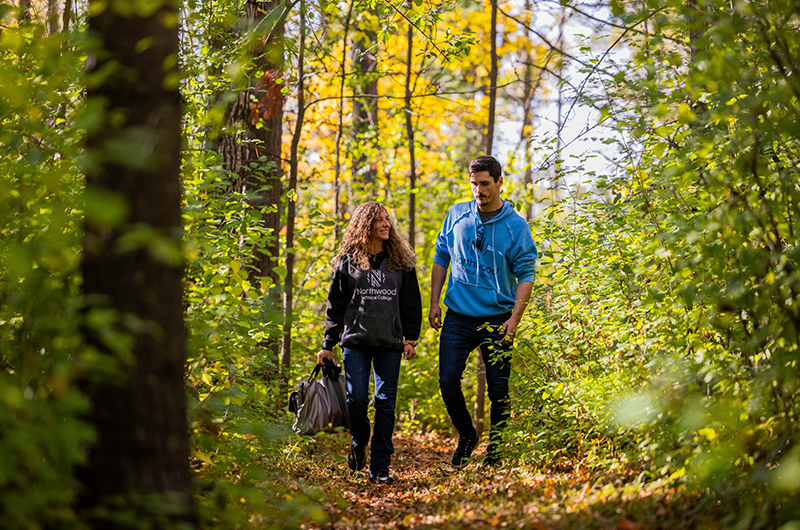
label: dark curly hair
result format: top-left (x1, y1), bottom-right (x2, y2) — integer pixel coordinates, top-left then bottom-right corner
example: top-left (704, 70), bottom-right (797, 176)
top-left (336, 202), bottom-right (415, 271)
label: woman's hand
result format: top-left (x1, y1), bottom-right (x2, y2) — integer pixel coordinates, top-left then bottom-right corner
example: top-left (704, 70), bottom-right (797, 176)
top-left (317, 349), bottom-right (333, 365)
top-left (403, 343), bottom-right (416, 361)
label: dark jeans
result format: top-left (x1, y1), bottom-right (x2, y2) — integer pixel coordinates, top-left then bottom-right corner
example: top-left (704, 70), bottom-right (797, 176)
top-left (342, 346), bottom-right (402, 476)
top-left (438, 310), bottom-right (512, 452)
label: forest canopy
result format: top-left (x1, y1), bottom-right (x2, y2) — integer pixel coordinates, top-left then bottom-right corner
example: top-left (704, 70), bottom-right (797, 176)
top-left (1, 0), bottom-right (800, 527)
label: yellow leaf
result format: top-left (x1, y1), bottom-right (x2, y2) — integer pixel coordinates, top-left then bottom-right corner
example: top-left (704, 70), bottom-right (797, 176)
top-left (698, 427), bottom-right (717, 441)
top-left (669, 467), bottom-right (685, 481)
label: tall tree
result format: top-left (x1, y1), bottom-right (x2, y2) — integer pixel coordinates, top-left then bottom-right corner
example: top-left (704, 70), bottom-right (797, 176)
top-left (333, 1), bottom-right (355, 241)
top-left (520, 51), bottom-right (535, 220)
top-left (351, 9), bottom-right (379, 195)
top-left (47, 0), bottom-right (59, 35)
top-left (474, 0), bottom-right (502, 439)
top-left (404, 0), bottom-right (417, 249)
top-left (551, 6), bottom-right (568, 199)
top-left (485, 0), bottom-right (499, 155)
top-left (79, 0), bottom-right (192, 523)
top-left (62, 0), bottom-right (72, 32)
top-left (282, 0), bottom-right (307, 377)
top-left (214, 0), bottom-right (286, 379)
top-left (217, 0), bottom-right (285, 289)
top-left (18, 0), bottom-right (31, 23)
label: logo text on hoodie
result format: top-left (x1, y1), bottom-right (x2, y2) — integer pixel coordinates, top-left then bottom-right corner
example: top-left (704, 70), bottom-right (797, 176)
top-left (368, 269), bottom-right (384, 287)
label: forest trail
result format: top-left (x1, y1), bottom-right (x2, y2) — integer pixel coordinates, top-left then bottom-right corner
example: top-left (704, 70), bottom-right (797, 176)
top-left (287, 429), bottom-right (702, 530)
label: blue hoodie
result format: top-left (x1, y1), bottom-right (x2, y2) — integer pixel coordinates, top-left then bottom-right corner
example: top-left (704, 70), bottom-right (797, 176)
top-left (433, 200), bottom-right (537, 317)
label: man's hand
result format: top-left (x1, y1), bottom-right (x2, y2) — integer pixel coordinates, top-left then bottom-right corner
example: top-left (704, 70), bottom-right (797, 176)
top-left (429, 303), bottom-right (442, 330)
top-left (500, 281), bottom-right (533, 345)
top-left (500, 316), bottom-right (521, 345)
top-left (429, 263), bottom-right (447, 331)
top-left (317, 349), bottom-right (333, 365)
top-left (403, 343), bottom-right (416, 361)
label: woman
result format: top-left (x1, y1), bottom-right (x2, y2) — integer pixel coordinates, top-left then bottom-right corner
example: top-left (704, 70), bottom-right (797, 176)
top-left (317, 202), bottom-right (421, 485)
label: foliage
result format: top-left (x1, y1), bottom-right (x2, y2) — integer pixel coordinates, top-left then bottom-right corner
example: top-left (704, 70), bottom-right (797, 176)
top-left (505, 0), bottom-right (800, 527)
top-left (0, 11), bottom-right (92, 528)
top-left (627, 0), bottom-right (799, 517)
top-left (5, 0), bottom-right (800, 525)
top-left (509, 184), bottom-right (655, 470)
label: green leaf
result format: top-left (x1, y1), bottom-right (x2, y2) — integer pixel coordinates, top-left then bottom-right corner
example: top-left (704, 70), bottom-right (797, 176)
top-left (83, 188), bottom-right (130, 229)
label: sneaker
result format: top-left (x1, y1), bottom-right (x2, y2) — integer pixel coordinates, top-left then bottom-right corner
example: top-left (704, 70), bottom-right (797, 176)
top-left (369, 470), bottom-right (395, 485)
top-left (482, 451), bottom-right (502, 468)
top-left (450, 433), bottom-right (480, 469)
top-left (348, 445), bottom-right (366, 471)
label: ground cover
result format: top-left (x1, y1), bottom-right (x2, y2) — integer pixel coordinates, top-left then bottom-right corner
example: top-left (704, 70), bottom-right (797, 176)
top-left (279, 429), bottom-right (713, 530)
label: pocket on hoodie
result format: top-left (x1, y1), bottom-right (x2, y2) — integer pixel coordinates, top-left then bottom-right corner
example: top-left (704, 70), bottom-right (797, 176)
top-left (342, 311), bottom-right (402, 348)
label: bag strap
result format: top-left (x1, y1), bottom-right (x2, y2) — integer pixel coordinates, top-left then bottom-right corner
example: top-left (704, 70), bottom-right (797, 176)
top-left (321, 358), bottom-right (342, 381)
top-left (308, 359), bottom-right (343, 382)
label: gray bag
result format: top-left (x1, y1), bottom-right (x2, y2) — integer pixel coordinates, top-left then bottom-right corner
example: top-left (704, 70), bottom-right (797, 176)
top-left (288, 359), bottom-right (351, 436)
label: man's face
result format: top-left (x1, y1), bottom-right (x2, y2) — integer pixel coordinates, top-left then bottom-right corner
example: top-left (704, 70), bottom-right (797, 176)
top-left (469, 170), bottom-right (503, 210)
top-left (370, 209), bottom-right (391, 242)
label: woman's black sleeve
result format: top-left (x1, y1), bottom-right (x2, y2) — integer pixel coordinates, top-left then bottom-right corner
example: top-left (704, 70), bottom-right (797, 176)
top-left (399, 267), bottom-right (422, 342)
top-left (322, 259), bottom-right (352, 351)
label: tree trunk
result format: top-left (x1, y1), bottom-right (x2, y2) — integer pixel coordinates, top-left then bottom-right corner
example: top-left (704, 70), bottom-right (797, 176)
top-left (404, 3), bottom-right (416, 249)
top-left (552, 7), bottom-right (567, 200)
top-left (485, 0), bottom-right (498, 155)
top-left (79, 0), bottom-right (191, 524)
top-left (333, 0), bottom-right (354, 242)
top-left (62, 0), bottom-right (72, 32)
top-left (520, 50), bottom-right (534, 220)
top-left (47, 0), bottom-right (59, 35)
top-left (218, 0), bottom-right (284, 288)
top-left (18, 0), bottom-right (31, 23)
top-left (351, 9), bottom-right (379, 196)
top-left (474, 348), bottom-right (486, 438)
top-left (475, 0), bottom-right (500, 434)
top-left (215, 0), bottom-right (285, 373)
top-left (281, 0), bottom-right (307, 378)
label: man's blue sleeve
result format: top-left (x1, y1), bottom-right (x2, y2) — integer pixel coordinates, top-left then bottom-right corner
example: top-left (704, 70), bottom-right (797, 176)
top-left (512, 223), bottom-right (537, 284)
top-left (432, 215), bottom-right (451, 269)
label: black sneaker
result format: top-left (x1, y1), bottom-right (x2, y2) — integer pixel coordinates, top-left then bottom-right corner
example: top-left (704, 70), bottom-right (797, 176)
top-left (348, 445), bottom-right (366, 471)
top-left (482, 451), bottom-right (502, 468)
top-left (369, 470), bottom-right (395, 485)
top-left (450, 433), bottom-right (480, 469)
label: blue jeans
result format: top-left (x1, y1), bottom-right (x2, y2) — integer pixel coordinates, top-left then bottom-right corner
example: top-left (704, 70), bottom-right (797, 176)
top-left (342, 346), bottom-right (402, 476)
top-left (438, 310), bottom-right (512, 451)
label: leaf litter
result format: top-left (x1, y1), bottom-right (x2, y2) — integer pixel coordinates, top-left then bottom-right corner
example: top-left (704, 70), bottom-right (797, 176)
top-left (277, 428), bottom-right (715, 530)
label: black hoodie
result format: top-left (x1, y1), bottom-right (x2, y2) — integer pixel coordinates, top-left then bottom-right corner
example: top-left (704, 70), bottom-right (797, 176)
top-left (322, 252), bottom-right (422, 352)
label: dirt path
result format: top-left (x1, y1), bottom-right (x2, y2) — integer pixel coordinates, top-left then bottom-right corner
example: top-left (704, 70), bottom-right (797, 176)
top-left (286, 430), bottom-right (702, 530)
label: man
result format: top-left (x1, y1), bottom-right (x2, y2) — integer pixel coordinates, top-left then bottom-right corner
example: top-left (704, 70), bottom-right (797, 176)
top-left (429, 155), bottom-right (537, 468)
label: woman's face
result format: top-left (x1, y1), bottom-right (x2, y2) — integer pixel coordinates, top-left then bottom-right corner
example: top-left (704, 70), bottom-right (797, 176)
top-left (370, 209), bottom-right (391, 242)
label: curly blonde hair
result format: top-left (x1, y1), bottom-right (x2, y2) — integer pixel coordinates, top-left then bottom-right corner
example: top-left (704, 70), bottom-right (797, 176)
top-left (336, 202), bottom-right (415, 271)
